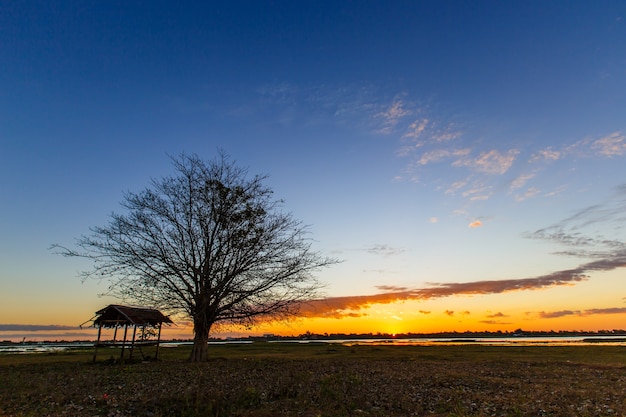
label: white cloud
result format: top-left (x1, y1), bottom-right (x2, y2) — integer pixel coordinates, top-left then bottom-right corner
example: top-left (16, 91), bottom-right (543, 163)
top-left (510, 173), bottom-right (535, 191)
top-left (402, 118), bottom-right (429, 140)
top-left (376, 100), bottom-right (411, 134)
top-left (417, 148), bottom-right (471, 166)
top-left (447, 178), bottom-right (493, 200)
top-left (453, 149), bottom-right (519, 175)
top-left (530, 148), bottom-right (561, 162)
top-left (469, 194), bottom-right (490, 201)
top-left (445, 178), bottom-right (470, 195)
top-left (462, 186), bottom-right (492, 200)
top-left (417, 149), bottom-right (450, 165)
top-left (432, 130), bottom-right (462, 142)
top-left (469, 220), bottom-right (483, 228)
top-left (383, 89), bottom-right (623, 208)
top-left (515, 187), bottom-right (541, 202)
top-left (396, 142), bottom-right (424, 157)
top-left (592, 131), bottom-right (626, 156)
top-left (533, 131), bottom-right (626, 161)
top-left (543, 186), bottom-right (567, 198)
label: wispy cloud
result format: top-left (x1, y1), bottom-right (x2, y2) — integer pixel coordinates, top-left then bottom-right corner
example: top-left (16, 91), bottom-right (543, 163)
top-left (543, 186), bottom-right (567, 198)
top-left (514, 187), bottom-right (541, 202)
top-left (479, 319), bottom-right (512, 325)
top-left (399, 138), bottom-right (520, 204)
top-left (0, 324), bottom-right (80, 331)
top-left (510, 173), bottom-right (536, 190)
top-left (442, 310), bottom-right (470, 317)
top-left (417, 148), bottom-right (471, 165)
top-left (365, 244), bottom-right (406, 257)
top-left (405, 145), bottom-right (520, 176)
top-left (364, 269), bottom-right (397, 275)
top-left (527, 229), bottom-right (616, 251)
top-left (591, 132), bottom-right (626, 156)
top-left (486, 312), bottom-right (508, 318)
top-left (433, 130), bottom-right (462, 142)
top-left (243, 86), bottom-right (623, 211)
top-left (376, 99), bottom-right (411, 134)
top-left (452, 149), bottom-right (519, 175)
top-left (402, 118), bottom-right (429, 141)
top-left (376, 285), bottom-right (409, 292)
top-left (468, 220), bottom-right (483, 228)
top-left (462, 185), bottom-right (492, 201)
top-left (530, 148), bottom-right (562, 162)
top-left (383, 88), bottom-right (624, 206)
top-left (295, 262), bottom-right (602, 319)
top-left (531, 131), bottom-right (626, 162)
top-left (525, 184), bottom-right (626, 258)
top-left (537, 307), bottom-right (626, 319)
top-left (445, 178), bottom-right (470, 195)
top-left (479, 311), bottom-right (512, 325)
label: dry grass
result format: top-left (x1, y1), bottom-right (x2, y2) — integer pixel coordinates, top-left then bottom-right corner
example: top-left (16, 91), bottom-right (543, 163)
top-left (1, 343), bottom-right (625, 416)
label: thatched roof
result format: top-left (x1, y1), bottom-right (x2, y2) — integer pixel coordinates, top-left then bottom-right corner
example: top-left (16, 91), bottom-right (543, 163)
top-left (93, 305), bottom-right (173, 328)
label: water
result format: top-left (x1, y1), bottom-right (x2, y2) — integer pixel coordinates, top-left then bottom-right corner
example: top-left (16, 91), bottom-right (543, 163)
top-left (0, 342), bottom-right (94, 354)
top-left (2, 336), bottom-right (624, 354)
top-left (287, 336), bottom-right (626, 347)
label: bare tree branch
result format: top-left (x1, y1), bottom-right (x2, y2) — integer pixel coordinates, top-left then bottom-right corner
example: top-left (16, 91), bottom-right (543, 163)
top-left (53, 152), bottom-right (337, 361)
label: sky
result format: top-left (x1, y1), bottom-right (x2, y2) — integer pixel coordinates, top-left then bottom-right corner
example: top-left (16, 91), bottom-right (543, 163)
top-left (1, 1), bottom-right (626, 341)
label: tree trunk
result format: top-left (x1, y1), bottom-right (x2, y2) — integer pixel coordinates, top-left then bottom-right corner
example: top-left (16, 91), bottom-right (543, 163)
top-left (189, 322), bottom-right (210, 362)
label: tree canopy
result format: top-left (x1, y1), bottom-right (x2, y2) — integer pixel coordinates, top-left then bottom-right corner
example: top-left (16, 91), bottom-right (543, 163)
top-left (57, 153), bottom-right (336, 361)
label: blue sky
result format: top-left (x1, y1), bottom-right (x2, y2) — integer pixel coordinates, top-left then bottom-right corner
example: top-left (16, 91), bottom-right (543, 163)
top-left (1, 1), bottom-right (625, 339)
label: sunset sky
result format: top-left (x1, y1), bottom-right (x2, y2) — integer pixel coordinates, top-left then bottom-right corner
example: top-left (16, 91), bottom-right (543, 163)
top-left (2, 1), bottom-right (626, 341)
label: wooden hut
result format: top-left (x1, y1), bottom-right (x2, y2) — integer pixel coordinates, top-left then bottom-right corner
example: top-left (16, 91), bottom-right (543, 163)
top-left (91, 304), bottom-right (172, 362)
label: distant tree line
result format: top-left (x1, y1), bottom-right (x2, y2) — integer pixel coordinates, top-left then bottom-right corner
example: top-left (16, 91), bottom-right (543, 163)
top-left (215, 329), bottom-right (626, 342)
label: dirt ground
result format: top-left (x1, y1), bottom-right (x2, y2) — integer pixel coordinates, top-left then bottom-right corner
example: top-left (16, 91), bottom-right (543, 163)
top-left (1, 344), bottom-right (625, 416)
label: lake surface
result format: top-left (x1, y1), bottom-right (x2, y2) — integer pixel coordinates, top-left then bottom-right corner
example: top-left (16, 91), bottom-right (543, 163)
top-left (2, 336), bottom-right (625, 354)
top-left (294, 336), bottom-right (626, 346)
top-left (0, 342), bottom-right (94, 354)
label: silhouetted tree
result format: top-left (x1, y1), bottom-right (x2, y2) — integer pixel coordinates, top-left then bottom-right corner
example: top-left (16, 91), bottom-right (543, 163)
top-left (56, 153), bottom-right (335, 361)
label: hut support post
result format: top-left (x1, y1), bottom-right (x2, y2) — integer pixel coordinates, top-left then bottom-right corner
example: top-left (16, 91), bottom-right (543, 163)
top-left (120, 324), bottom-right (128, 361)
top-left (129, 325), bottom-right (137, 360)
top-left (92, 325), bottom-right (102, 363)
top-left (154, 322), bottom-right (163, 360)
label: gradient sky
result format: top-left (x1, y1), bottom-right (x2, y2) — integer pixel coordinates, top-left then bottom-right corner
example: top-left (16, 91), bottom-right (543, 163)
top-left (2, 1), bottom-right (626, 341)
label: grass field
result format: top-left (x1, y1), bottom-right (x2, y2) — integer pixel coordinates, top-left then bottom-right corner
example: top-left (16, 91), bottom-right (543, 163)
top-left (1, 343), bottom-right (625, 416)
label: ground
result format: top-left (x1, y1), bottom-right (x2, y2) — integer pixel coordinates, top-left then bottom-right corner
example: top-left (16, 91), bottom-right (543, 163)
top-left (1, 343), bottom-right (625, 416)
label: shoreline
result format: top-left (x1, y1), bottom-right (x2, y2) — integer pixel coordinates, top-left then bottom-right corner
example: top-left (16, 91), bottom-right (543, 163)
top-left (2, 334), bottom-right (626, 355)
